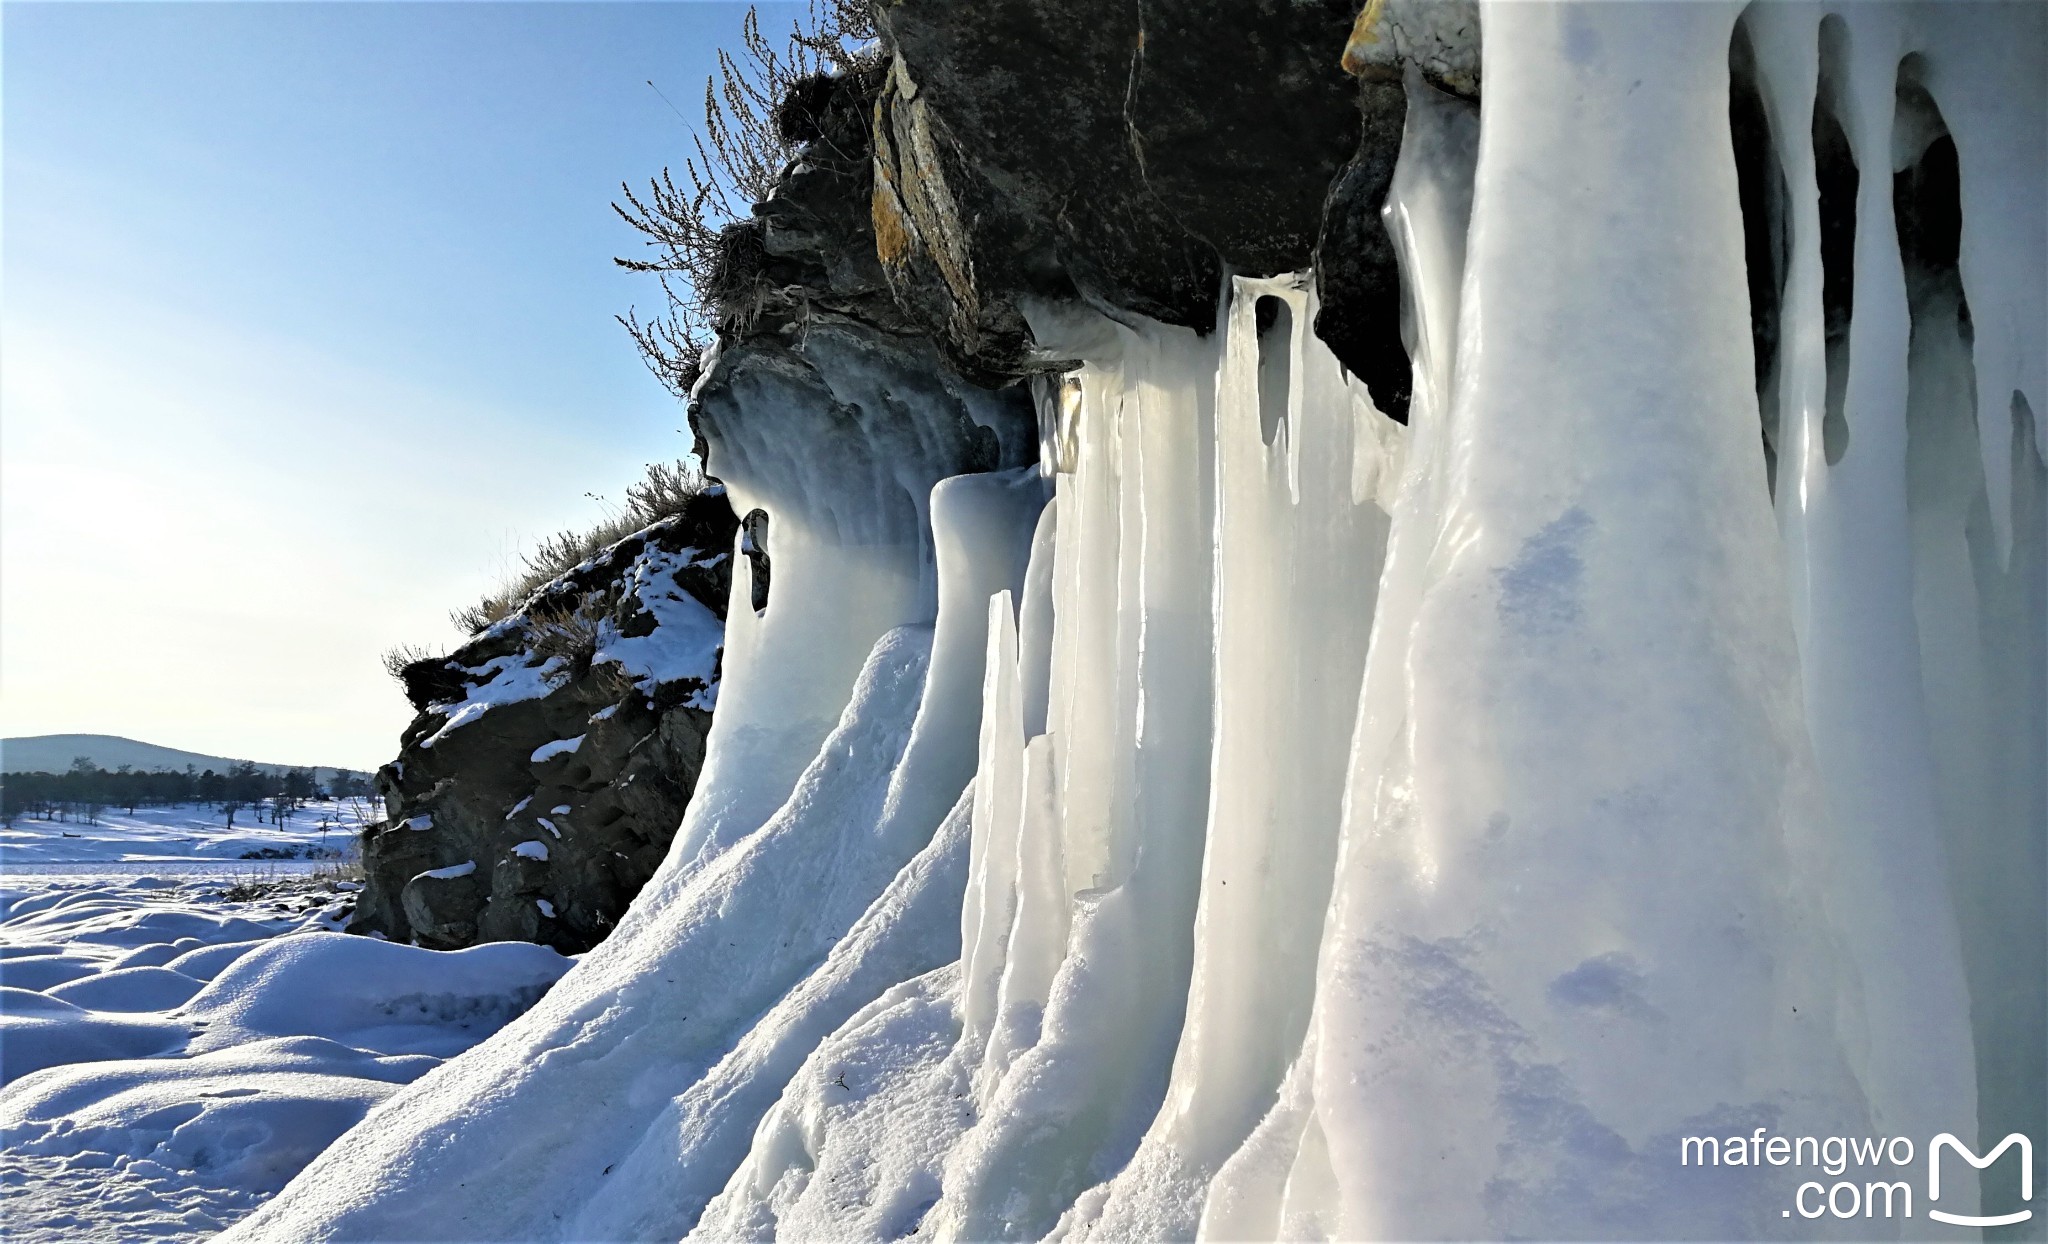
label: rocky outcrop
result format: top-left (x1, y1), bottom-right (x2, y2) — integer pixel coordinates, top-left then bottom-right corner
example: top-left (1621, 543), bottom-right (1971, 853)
top-left (855, 0), bottom-right (1468, 418)
top-left (354, 491), bottom-right (737, 953)
top-left (870, 0), bottom-right (1365, 342)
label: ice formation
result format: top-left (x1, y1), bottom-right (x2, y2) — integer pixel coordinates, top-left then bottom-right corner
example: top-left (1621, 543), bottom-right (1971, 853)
top-left (236, 2), bottom-right (2042, 1238)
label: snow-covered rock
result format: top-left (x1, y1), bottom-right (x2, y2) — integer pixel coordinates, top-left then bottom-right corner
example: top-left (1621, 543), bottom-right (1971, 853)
top-left (355, 493), bottom-right (737, 953)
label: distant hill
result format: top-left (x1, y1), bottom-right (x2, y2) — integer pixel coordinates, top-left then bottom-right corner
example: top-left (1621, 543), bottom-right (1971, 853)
top-left (0, 734), bottom-right (367, 781)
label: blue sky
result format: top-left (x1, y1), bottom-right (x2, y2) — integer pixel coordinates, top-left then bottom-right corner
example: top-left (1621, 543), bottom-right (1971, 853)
top-left (3, 1), bottom-right (796, 771)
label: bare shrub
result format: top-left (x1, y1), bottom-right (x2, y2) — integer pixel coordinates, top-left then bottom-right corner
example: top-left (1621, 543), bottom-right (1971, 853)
top-left (626, 457), bottom-right (709, 520)
top-left (312, 853), bottom-right (366, 885)
top-left (615, 1), bottom-right (880, 396)
top-left (524, 602), bottom-right (605, 674)
top-left (381, 643), bottom-right (442, 684)
top-left (449, 598), bottom-right (507, 636)
top-left (451, 459), bottom-right (711, 638)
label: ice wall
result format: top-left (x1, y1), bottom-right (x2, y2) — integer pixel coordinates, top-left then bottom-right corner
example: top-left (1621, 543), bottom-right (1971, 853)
top-left (1742, 1), bottom-right (2047, 1220)
top-left (237, 2), bottom-right (2042, 1239)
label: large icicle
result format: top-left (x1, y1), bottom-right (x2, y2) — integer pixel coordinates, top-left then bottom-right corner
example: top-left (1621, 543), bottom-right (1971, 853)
top-left (1746, 0), bottom-right (2045, 1203)
top-left (1305, 5), bottom-right (1874, 1237)
top-left (1058, 274), bottom-right (1394, 1239)
top-left (1197, 66), bottom-right (1475, 1244)
top-left (1741, 1), bottom-right (1981, 1155)
top-left (930, 320), bottom-right (1223, 1242)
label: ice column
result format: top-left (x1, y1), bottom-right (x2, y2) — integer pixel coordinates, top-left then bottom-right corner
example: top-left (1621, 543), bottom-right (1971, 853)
top-left (1307, 6), bottom-right (1873, 1237)
top-left (932, 320), bottom-right (1222, 1241)
top-left (1059, 273), bottom-right (1396, 1239)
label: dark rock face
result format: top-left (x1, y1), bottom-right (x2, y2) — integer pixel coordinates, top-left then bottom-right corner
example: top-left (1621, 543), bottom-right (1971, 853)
top-left (743, 66), bottom-right (917, 345)
top-left (354, 492), bottom-right (738, 953)
top-left (1123, 0), bottom-right (1367, 277)
top-left (704, 1), bottom-right (1461, 403)
top-left (864, 0), bottom-right (1421, 399)
top-left (1314, 78), bottom-right (1412, 421)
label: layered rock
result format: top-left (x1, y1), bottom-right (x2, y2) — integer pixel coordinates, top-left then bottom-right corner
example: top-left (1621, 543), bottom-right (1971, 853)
top-left (354, 491), bottom-right (737, 953)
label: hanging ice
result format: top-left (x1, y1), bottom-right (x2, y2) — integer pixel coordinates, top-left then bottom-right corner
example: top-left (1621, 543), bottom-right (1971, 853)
top-left (232, 2), bottom-right (2043, 1239)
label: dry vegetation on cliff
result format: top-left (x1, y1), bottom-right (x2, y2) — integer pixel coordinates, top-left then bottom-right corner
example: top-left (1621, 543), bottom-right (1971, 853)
top-left (387, 0), bottom-right (877, 691)
top-left (449, 457), bottom-right (714, 638)
top-left (613, 0), bottom-right (879, 398)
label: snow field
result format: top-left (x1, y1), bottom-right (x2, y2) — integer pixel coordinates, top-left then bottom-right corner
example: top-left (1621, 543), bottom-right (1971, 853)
top-left (0, 797), bottom-right (380, 867)
top-left (0, 873), bottom-right (572, 1240)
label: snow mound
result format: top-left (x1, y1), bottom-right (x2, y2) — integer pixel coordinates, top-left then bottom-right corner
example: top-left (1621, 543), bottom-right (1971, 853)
top-left (1, 989), bottom-right (185, 1083)
top-left (184, 932), bottom-right (572, 1057)
top-left (690, 963), bottom-right (970, 1242)
top-left (49, 966), bottom-right (206, 1013)
top-left (0, 1040), bottom-right (422, 1241)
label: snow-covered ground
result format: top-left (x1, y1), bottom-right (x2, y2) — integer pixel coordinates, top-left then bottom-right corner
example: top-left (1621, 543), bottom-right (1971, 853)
top-left (0, 812), bottom-right (575, 1241)
top-left (0, 798), bottom-right (380, 866)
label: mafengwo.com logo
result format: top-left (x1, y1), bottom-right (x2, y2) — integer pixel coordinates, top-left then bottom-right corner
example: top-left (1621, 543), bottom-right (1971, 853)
top-left (1680, 1129), bottom-right (2034, 1226)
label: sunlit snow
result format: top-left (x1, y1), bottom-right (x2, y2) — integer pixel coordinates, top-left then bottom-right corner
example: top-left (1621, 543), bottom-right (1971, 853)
top-left (0, 871), bottom-right (571, 1240)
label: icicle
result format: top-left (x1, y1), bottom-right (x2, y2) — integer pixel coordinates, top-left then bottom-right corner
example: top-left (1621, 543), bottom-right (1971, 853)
top-left (1744, 1), bottom-right (1979, 1150)
top-left (932, 320), bottom-right (1221, 1242)
top-left (960, 591), bottom-right (1025, 1056)
top-left (1912, 6), bottom-right (2048, 561)
top-left (989, 734), bottom-right (1067, 1064)
top-left (1062, 270), bottom-right (1397, 1238)
top-left (1016, 502), bottom-right (1058, 739)
top-left (1742, 2), bottom-right (2046, 1168)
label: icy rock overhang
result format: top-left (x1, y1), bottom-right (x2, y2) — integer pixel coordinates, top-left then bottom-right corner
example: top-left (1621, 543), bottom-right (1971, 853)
top-left (865, 0), bottom-right (1472, 420)
top-left (231, 2), bottom-right (2041, 1240)
top-left (867, 0), bottom-right (1398, 374)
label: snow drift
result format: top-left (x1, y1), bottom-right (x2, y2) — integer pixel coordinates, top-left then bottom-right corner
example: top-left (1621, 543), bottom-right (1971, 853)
top-left (235, 2), bottom-right (2043, 1239)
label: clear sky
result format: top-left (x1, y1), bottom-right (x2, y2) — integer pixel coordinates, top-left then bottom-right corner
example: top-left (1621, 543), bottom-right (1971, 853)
top-left (3, 1), bottom-right (796, 771)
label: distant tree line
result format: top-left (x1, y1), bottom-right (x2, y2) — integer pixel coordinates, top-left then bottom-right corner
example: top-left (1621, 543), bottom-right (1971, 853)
top-left (0, 757), bottom-right (376, 829)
